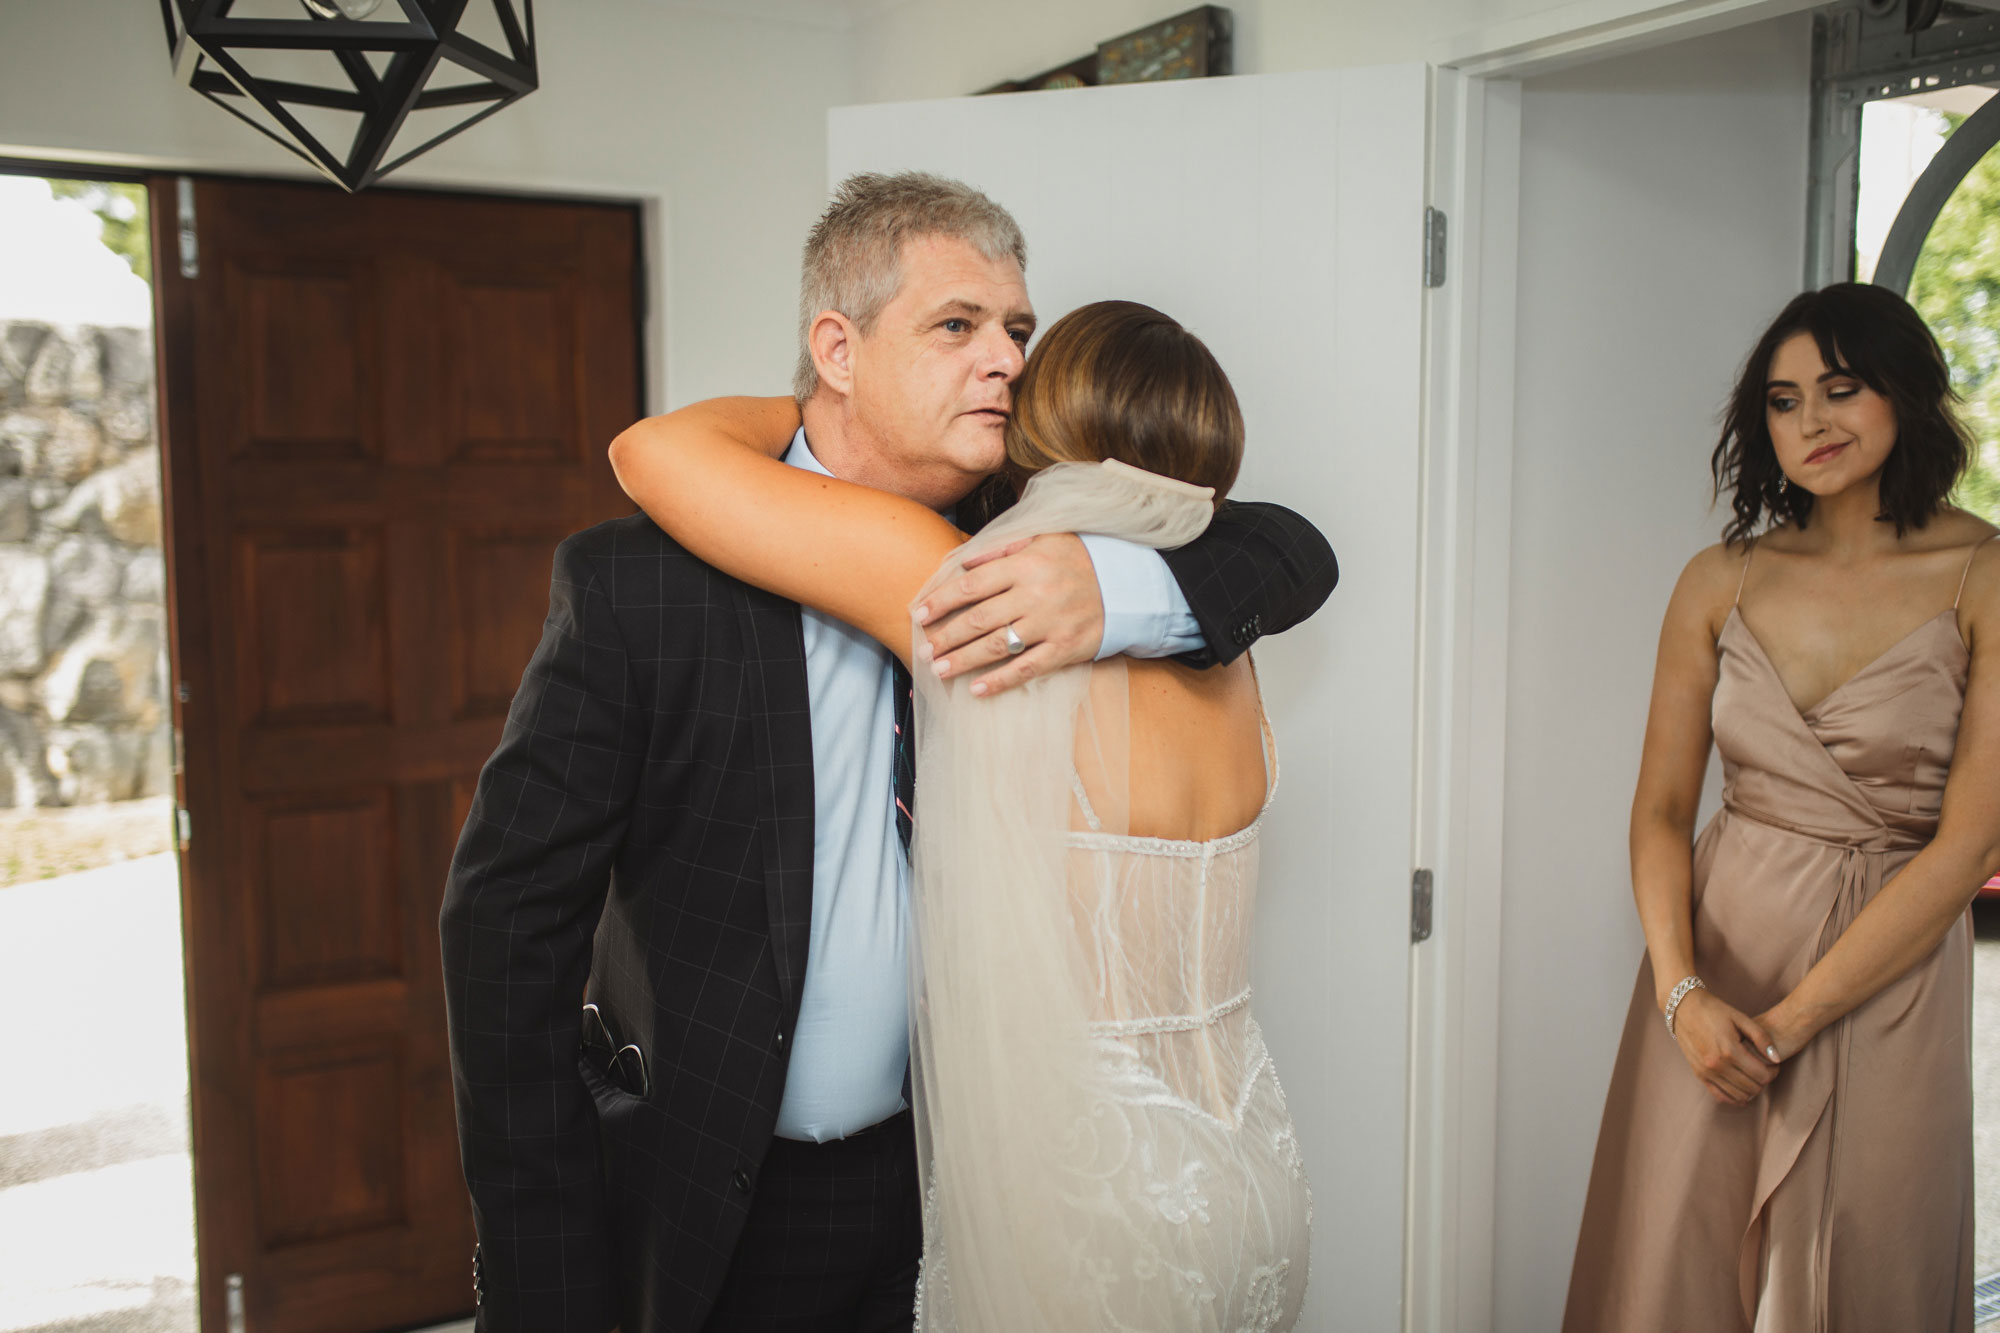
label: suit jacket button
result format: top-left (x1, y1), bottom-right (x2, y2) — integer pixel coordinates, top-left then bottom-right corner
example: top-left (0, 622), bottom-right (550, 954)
top-left (733, 1168), bottom-right (753, 1193)
top-left (773, 1029), bottom-right (786, 1051)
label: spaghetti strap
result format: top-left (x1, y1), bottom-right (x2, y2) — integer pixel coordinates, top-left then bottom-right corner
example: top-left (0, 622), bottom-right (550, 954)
top-left (1955, 532), bottom-right (2000, 609)
top-left (1258, 709), bottom-right (1280, 810)
top-left (1070, 770), bottom-right (1105, 832)
top-left (1247, 652), bottom-right (1279, 809)
top-left (1735, 539), bottom-right (1757, 608)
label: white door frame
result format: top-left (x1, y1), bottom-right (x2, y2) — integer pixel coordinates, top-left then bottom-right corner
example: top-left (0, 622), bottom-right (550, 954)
top-left (1403, 4), bottom-right (1818, 1328)
top-left (1403, 65), bottom-right (1522, 1333)
top-left (1440, 0), bottom-right (1818, 78)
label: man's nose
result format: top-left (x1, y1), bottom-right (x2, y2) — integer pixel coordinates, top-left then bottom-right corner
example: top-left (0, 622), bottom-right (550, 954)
top-left (980, 326), bottom-right (1025, 381)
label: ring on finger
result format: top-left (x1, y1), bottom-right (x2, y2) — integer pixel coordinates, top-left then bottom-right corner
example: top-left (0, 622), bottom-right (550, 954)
top-left (1002, 623), bottom-right (1027, 656)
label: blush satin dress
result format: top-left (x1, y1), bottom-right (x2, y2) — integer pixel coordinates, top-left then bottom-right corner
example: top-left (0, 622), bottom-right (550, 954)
top-left (1564, 534), bottom-right (1995, 1333)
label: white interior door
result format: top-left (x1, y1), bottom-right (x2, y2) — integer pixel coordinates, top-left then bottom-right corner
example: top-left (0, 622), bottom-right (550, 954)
top-left (831, 65), bottom-right (1431, 1329)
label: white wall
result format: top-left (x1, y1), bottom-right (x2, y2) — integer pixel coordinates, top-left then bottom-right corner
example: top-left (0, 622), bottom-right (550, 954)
top-left (849, 0), bottom-right (1817, 103)
top-left (0, 0), bottom-right (856, 409)
top-left (1491, 14), bottom-right (1810, 1330)
top-left (0, 1), bottom-right (1819, 408)
top-left (849, 0), bottom-right (1418, 103)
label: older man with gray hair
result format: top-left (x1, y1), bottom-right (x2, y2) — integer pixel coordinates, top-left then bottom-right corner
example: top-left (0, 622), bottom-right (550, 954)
top-left (441, 172), bottom-right (1337, 1333)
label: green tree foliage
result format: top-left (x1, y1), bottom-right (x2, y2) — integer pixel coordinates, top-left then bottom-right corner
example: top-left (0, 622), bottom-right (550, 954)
top-left (46, 179), bottom-right (150, 284)
top-left (1909, 110), bottom-right (2000, 523)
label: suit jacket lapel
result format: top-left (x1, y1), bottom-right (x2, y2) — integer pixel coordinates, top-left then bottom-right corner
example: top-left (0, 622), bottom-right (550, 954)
top-left (733, 583), bottom-right (814, 1015)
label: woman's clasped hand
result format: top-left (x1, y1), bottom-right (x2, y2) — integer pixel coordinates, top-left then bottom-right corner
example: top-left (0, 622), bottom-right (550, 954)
top-left (1664, 986), bottom-right (1777, 1107)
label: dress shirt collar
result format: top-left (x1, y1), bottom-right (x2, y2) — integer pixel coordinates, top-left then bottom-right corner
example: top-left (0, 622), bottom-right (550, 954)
top-left (786, 427), bottom-right (957, 524)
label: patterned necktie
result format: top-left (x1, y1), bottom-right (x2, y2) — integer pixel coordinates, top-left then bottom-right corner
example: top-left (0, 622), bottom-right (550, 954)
top-left (892, 660), bottom-right (915, 853)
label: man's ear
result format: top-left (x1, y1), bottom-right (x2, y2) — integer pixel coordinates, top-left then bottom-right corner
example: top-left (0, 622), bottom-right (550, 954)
top-left (809, 309), bottom-right (859, 398)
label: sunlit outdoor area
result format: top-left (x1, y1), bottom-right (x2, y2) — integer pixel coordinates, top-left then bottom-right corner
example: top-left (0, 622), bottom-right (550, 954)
top-left (1858, 88), bottom-right (2000, 519)
top-left (0, 175), bottom-right (193, 1333)
top-left (1858, 83), bottom-right (2000, 1324)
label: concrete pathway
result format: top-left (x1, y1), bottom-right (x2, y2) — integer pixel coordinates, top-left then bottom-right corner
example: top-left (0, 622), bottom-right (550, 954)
top-left (0, 855), bottom-right (192, 1333)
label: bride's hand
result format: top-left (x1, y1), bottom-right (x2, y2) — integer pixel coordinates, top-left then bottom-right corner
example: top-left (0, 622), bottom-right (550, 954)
top-left (917, 534), bottom-right (1104, 696)
top-left (1670, 988), bottom-right (1780, 1108)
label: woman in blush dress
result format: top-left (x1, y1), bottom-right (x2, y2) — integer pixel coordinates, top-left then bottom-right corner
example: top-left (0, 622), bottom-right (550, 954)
top-left (1564, 283), bottom-right (2000, 1331)
top-left (609, 300), bottom-right (1313, 1331)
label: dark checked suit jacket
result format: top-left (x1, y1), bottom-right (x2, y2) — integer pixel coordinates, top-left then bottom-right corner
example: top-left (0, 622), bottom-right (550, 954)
top-left (440, 496), bottom-right (1338, 1333)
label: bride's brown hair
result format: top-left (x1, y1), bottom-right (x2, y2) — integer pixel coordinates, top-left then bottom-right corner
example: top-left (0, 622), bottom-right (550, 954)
top-left (1004, 300), bottom-right (1244, 502)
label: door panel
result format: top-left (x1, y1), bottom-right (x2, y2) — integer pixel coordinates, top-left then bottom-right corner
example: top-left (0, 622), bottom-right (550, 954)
top-left (830, 66), bottom-right (1430, 1329)
top-left (152, 177), bottom-right (640, 1333)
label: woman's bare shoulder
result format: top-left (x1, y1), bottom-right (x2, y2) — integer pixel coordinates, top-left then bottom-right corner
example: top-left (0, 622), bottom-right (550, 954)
top-left (1124, 655), bottom-right (1257, 705)
top-left (1682, 539), bottom-right (1749, 583)
top-left (1939, 506), bottom-right (2000, 547)
top-left (1670, 540), bottom-right (1750, 638)
top-left (1956, 513), bottom-right (2000, 643)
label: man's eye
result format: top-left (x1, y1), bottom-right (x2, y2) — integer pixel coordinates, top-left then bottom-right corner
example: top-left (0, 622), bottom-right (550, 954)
top-left (943, 319), bottom-right (970, 334)
top-left (1010, 330), bottom-right (1030, 346)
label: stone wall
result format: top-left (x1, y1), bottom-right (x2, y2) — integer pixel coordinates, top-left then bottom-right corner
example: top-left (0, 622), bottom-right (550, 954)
top-left (0, 319), bottom-right (169, 808)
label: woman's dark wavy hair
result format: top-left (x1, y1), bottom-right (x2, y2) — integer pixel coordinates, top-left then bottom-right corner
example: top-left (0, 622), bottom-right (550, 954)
top-left (1711, 282), bottom-right (1970, 548)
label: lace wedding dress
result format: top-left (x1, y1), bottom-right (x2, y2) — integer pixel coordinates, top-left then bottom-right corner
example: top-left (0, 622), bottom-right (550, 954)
top-left (907, 460), bottom-right (1313, 1332)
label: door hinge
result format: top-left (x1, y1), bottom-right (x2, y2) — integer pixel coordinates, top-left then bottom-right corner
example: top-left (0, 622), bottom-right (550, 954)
top-left (176, 177), bottom-right (199, 280)
top-left (1422, 206), bottom-right (1447, 289)
top-left (177, 806), bottom-right (193, 851)
top-left (1410, 868), bottom-right (1434, 943)
top-left (225, 1273), bottom-right (245, 1333)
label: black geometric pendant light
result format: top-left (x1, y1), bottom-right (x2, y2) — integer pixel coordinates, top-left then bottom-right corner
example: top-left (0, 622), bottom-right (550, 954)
top-left (159, 0), bottom-right (537, 192)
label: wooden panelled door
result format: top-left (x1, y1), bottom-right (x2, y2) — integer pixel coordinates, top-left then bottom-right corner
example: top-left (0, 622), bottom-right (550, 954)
top-left (149, 177), bottom-right (640, 1333)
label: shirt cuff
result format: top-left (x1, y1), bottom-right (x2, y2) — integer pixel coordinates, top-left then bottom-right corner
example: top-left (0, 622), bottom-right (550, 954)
top-left (1080, 533), bottom-right (1205, 661)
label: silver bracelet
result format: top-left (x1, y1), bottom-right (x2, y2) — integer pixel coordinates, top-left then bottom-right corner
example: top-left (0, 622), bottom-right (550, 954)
top-left (1662, 975), bottom-right (1706, 1037)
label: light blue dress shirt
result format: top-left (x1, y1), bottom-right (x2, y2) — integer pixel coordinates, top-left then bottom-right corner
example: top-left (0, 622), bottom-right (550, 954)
top-left (772, 429), bottom-right (1199, 1141)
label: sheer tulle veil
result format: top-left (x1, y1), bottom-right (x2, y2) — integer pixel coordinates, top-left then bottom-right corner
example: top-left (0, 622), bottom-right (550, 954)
top-left (906, 459), bottom-right (1217, 1331)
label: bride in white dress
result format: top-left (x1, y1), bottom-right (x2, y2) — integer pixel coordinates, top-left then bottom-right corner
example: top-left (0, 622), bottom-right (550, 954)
top-left (613, 300), bottom-right (1312, 1331)
top-left (907, 459), bottom-right (1312, 1331)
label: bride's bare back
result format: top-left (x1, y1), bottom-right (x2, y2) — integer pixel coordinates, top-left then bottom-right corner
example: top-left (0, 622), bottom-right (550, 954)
top-left (1119, 657), bottom-right (1269, 841)
top-left (908, 462), bottom-right (1309, 1333)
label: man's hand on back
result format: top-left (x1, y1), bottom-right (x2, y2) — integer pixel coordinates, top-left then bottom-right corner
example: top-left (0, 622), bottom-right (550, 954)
top-left (916, 533), bottom-right (1104, 697)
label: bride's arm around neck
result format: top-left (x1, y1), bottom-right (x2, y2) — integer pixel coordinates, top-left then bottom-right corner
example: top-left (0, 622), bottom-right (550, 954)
top-left (608, 395), bottom-right (967, 666)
